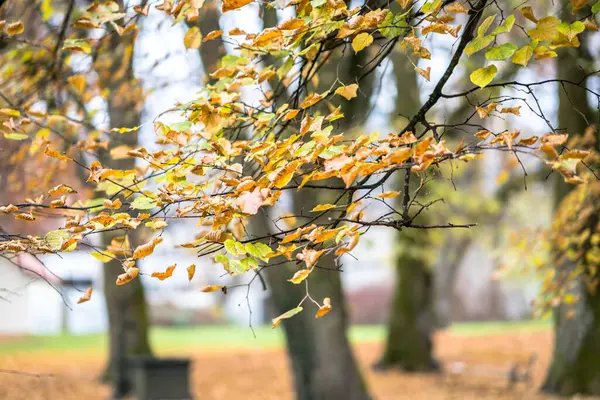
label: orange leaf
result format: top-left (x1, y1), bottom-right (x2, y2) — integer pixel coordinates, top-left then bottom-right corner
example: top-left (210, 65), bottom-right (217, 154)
top-left (315, 297), bottom-right (331, 318)
top-left (222, 0), bottom-right (253, 12)
top-left (187, 264), bottom-right (196, 281)
top-left (77, 287), bottom-right (93, 304)
top-left (152, 264), bottom-right (176, 281)
top-left (201, 285), bottom-right (224, 292)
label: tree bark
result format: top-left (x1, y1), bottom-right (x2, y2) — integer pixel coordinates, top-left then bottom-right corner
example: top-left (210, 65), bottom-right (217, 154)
top-left (376, 42), bottom-right (439, 372)
top-left (260, 190), bottom-right (371, 400)
top-left (96, 24), bottom-right (152, 390)
top-left (542, 13), bottom-right (599, 395)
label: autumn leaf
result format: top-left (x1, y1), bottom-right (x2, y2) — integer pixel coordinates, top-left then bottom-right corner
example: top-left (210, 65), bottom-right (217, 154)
top-left (48, 184), bottom-right (76, 196)
top-left (375, 191), bottom-right (400, 199)
top-left (470, 65), bottom-right (497, 88)
top-left (116, 267), bottom-right (139, 285)
top-left (311, 204), bottom-right (336, 212)
top-left (201, 285), bottom-right (224, 292)
top-left (184, 27), bottom-right (202, 49)
top-left (187, 264), bottom-right (196, 281)
top-left (352, 33), bottom-right (373, 53)
top-left (315, 297), bottom-right (331, 318)
top-left (296, 248), bottom-right (324, 268)
top-left (132, 237), bottom-right (162, 259)
top-left (334, 84), bottom-right (358, 100)
top-left (236, 187), bottom-right (268, 215)
top-left (77, 287), bottom-right (93, 304)
top-left (44, 146), bottom-right (70, 161)
top-left (288, 269), bottom-right (312, 284)
top-left (90, 250), bottom-right (115, 263)
top-left (415, 66), bottom-right (431, 81)
top-left (152, 264), bottom-right (176, 280)
top-left (6, 21), bottom-right (24, 35)
top-left (222, 0), bottom-right (254, 12)
top-left (204, 30), bottom-right (224, 41)
top-left (272, 306), bottom-right (303, 327)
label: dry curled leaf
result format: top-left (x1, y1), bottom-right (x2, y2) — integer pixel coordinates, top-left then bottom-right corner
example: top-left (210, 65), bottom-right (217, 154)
top-left (151, 264), bottom-right (176, 280)
top-left (116, 267), bottom-right (139, 285)
top-left (77, 287), bottom-right (93, 304)
top-left (288, 269), bottom-right (312, 284)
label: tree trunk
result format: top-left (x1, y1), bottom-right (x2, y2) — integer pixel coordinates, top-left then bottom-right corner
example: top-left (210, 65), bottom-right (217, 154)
top-left (96, 23), bottom-right (152, 390)
top-left (542, 276), bottom-right (600, 395)
top-left (542, 12), bottom-right (599, 395)
top-left (377, 41), bottom-right (439, 372)
top-left (266, 253), bottom-right (371, 400)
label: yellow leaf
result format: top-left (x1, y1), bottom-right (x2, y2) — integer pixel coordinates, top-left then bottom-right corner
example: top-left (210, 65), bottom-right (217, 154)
top-left (281, 229), bottom-right (301, 244)
top-left (334, 84), bottom-right (358, 100)
top-left (315, 297), bottom-right (331, 318)
top-left (272, 306), bottom-right (303, 328)
top-left (201, 285), bottom-right (224, 292)
top-left (475, 130), bottom-right (491, 139)
top-left (311, 204), bottom-right (336, 212)
top-left (273, 160), bottom-right (300, 188)
top-left (90, 250), bottom-right (115, 263)
top-left (187, 264), bottom-right (196, 281)
top-left (15, 212), bottom-right (35, 221)
top-left (222, 0), bottom-right (253, 12)
top-left (470, 65), bottom-right (497, 88)
top-left (520, 6), bottom-right (537, 23)
top-left (77, 287), bottom-right (93, 304)
top-left (6, 21), bottom-right (24, 36)
top-left (116, 267), bottom-right (139, 285)
top-left (151, 264), bottom-right (176, 280)
top-left (352, 33), bottom-right (373, 53)
top-left (375, 191), bottom-right (400, 199)
top-left (184, 26), bottom-right (202, 49)
top-left (288, 269), bottom-right (312, 284)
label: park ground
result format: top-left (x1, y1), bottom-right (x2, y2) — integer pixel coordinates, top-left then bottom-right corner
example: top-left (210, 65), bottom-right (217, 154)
top-left (0, 321), bottom-right (598, 399)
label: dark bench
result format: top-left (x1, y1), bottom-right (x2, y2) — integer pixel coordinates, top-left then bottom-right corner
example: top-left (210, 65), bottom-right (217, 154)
top-left (129, 357), bottom-right (192, 400)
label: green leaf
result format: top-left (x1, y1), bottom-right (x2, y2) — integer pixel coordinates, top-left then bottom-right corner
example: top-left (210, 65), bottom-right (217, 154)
top-left (593, 1), bottom-right (600, 13)
top-left (167, 121), bottom-right (192, 132)
top-left (272, 306), bottom-right (304, 327)
top-left (470, 65), bottom-right (498, 88)
top-left (4, 133), bottom-right (29, 140)
top-left (379, 12), bottom-right (404, 39)
top-left (477, 14), bottom-right (497, 38)
top-left (240, 257), bottom-right (259, 270)
top-left (130, 196), bottom-right (157, 210)
top-left (557, 21), bottom-right (585, 41)
top-left (277, 57), bottom-right (293, 79)
top-left (485, 43), bottom-right (518, 61)
top-left (226, 259), bottom-right (247, 275)
top-left (491, 15), bottom-right (515, 35)
top-left (465, 35), bottom-right (495, 56)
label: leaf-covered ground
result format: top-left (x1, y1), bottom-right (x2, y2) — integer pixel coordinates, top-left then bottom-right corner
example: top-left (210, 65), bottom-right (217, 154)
top-left (0, 325), bottom-right (597, 399)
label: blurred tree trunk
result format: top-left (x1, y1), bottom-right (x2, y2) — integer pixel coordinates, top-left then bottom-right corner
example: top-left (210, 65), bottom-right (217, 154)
top-left (97, 24), bottom-right (152, 391)
top-left (262, 190), bottom-right (371, 400)
top-left (376, 45), bottom-right (439, 372)
top-left (542, 24), bottom-right (600, 396)
top-left (259, 8), bottom-right (373, 400)
top-left (189, 0), bottom-right (225, 78)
